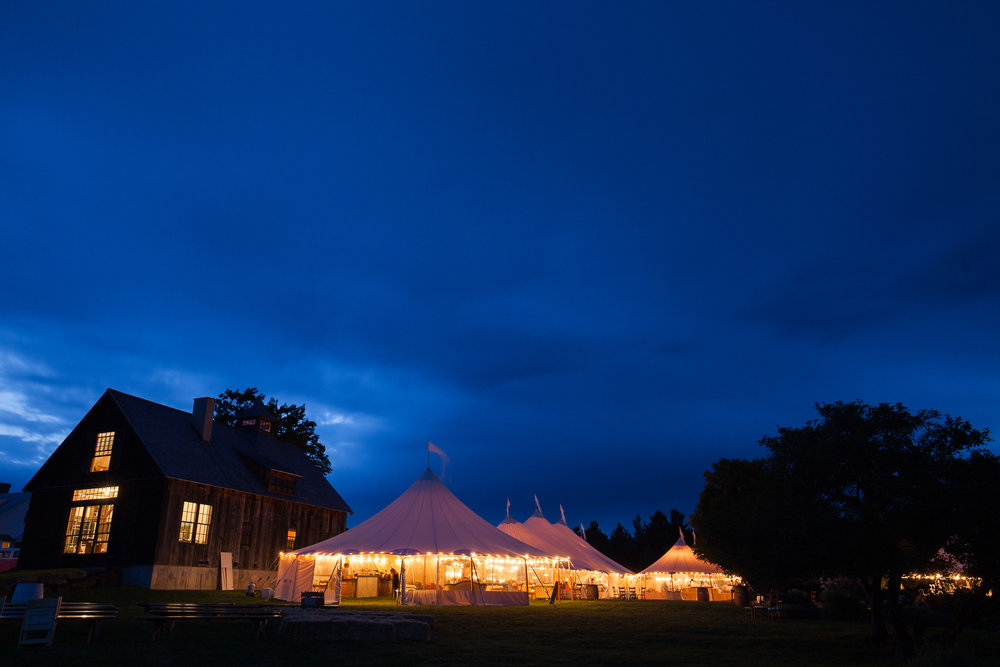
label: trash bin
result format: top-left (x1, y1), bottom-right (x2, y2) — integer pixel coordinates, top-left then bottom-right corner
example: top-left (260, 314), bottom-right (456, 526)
top-left (732, 585), bottom-right (749, 607)
top-left (301, 591), bottom-right (324, 608)
top-left (696, 586), bottom-right (709, 602)
top-left (585, 584), bottom-right (599, 600)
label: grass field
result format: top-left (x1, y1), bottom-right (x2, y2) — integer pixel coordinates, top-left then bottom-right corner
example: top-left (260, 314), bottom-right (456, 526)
top-left (0, 587), bottom-right (994, 666)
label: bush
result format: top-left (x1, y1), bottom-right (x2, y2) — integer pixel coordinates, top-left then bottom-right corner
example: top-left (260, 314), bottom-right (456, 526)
top-left (781, 588), bottom-right (820, 619)
top-left (821, 587), bottom-right (864, 621)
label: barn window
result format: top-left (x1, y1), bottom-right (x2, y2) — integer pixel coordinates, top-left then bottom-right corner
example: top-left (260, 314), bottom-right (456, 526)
top-left (72, 486), bottom-right (119, 501)
top-left (286, 529), bottom-right (296, 550)
top-left (63, 503), bottom-right (114, 554)
top-left (179, 501), bottom-right (213, 544)
top-left (267, 471), bottom-right (298, 495)
top-left (90, 432), bottom-right (115, 472)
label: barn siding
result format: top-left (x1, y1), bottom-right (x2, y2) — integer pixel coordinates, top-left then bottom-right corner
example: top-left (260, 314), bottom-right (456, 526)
top-left (151, 479), bottom-right (345, 588)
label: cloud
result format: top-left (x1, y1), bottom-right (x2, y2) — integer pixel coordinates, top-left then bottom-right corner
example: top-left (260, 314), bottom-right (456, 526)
top-left (0, 351), bottom-right (54, 377)
top-left (0, 390), bottom-right (63, 424)
top-left (318, 411), bottom-right (356, 426)
top-left (0, 424), bottom-right (64, 446)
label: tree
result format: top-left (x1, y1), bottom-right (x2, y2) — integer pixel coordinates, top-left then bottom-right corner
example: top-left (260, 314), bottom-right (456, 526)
top-left (937, 450), bottom-right (1000, 642)
top-left (581, 521), bottom-right (610, 555)
top-left (215, 387), bottom-right (332, 474)
top-left (633, 510), bottom-right (678, 570)
top-left (607, 522), bottom-right (636, 571)
top-left (691, 401), bottom-right (992, 649)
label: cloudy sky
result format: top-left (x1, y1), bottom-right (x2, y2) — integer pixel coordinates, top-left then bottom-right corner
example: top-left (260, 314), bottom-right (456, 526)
top-left (2, 2), bottom-right (998, 535)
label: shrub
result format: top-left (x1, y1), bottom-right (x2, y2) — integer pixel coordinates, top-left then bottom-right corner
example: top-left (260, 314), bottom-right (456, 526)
top-left (821, 587), bottom-right (864, 621)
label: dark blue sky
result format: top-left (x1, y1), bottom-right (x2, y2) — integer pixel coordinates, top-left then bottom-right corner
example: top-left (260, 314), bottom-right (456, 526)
top-left (2, 2), bottom-right (998, 534)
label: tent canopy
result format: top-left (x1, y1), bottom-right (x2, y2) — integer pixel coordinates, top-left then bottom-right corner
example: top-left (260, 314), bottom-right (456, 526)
top-left (640, 535), bottom-right (723, 575)
top-left (498, 508), bottom-right (632, 575)
top-left (294, 468), bottom-right (548, 558)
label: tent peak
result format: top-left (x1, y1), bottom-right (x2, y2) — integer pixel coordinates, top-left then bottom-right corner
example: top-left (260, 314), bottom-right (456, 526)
top-left (418, 467), bottom-right (439, 482)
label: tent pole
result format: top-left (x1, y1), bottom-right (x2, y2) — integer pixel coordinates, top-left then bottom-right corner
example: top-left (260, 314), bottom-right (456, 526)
top-left (528, 563), bottom-right (551, 600)
top-left (523, 559), bottom-right (529, 601)
top-left (470, 556), bottom-right (486, 606)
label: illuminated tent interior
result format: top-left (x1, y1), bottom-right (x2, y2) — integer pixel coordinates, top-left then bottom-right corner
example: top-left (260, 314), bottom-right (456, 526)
top-left (639, 533), bottom-right (736, 601)
top-left (274, 468), bottom-right (566, 606)
top-left (498, 504), bottom-right (632, 599)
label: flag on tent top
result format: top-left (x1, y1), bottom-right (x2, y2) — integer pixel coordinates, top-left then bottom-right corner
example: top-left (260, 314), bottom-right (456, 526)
top-left (534, 494), bottom-right (543, 517)
top-left (559, 505), bottom-right (567, 525)
top-left (427, 441), bottom-right (450, 476)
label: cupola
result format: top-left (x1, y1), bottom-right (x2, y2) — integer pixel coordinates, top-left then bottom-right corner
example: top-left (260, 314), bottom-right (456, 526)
top-left (236, 398), bottom-right (277, 434)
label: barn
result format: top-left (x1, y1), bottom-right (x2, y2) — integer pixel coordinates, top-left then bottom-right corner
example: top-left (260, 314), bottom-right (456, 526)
top-left (18, 389), bottom-right (351, 589)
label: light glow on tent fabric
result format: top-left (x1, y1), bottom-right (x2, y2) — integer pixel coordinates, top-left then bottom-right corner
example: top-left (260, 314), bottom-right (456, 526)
top-left (275, 468), bottom-right (568, 605)
top-left (278, 551), bottom-right (568, 596)
top-left (498, 511), bottom-right (633, 599)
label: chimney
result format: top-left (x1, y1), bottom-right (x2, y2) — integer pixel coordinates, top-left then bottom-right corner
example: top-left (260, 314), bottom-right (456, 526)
top-left (192, 397), bottom-right (215, 443)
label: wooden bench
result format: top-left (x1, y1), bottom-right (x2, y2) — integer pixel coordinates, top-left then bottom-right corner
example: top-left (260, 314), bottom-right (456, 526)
top-left (136, 603), bottom-right (283, 641)
top-left (0, 600), bottom-right (118, 645)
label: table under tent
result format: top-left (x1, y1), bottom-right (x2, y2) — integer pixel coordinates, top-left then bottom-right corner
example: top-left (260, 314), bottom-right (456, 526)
top-left (274, 468), bottom-right (568, 606)
top-left (498, 504), bottom-right (633, 599)
top-left (639, 533), bottom-right (737, 601)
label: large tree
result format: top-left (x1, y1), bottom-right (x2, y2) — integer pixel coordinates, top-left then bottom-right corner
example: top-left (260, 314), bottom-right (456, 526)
top-left (215, 387), bottom-right (332, 474)
top-left (691, 401), bottom-right (992, 647)
top-left (937, 450), bottom-right (1000, 642)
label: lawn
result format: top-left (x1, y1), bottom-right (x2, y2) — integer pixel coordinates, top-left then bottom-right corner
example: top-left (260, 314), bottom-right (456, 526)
top-left (0, 587), bottom-right (993, 666)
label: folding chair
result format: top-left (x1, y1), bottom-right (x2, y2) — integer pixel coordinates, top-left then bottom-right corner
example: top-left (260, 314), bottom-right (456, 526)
top-left (19, 597), bottom-right (62, 648)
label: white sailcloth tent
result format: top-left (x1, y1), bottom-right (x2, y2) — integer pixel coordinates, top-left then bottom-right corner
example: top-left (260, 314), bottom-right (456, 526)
top-left (498, 504), bottom-right (632, 599)
top-left (639, 533), bottom-right (734, 600)
top-left (275, 468), bottom-right (562, 606)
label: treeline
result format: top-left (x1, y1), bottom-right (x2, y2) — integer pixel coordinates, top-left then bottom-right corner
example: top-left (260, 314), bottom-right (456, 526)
top-left (576, 509), bottom-right (692, 573)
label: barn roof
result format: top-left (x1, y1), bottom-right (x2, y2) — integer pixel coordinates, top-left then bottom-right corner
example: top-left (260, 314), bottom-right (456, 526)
top-left (107, 389), bottom-right (351, 513)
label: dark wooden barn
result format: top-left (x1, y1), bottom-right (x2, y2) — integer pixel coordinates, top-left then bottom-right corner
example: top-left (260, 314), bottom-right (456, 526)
top-left (18, 389), bottom-right (352, 589)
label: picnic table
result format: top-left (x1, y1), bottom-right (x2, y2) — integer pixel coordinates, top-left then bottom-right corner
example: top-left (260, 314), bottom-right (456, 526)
top-left (0, 600), bottom-right (118, 645)
top-left (136, 602), bottom-right (283, 640)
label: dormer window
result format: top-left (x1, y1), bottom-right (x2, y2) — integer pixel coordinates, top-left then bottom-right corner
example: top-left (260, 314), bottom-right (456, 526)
top-left (236, 398), bottom-right (276, 434)
top-left (90, 432), bottom-right (114, 472)
top-left (239, 416), bottom-right (272, 432)
top-left (267, 470), bottom-right (298, 495)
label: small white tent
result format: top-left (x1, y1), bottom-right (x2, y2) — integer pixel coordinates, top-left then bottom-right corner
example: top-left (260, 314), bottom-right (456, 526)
top-left (639, 533), bottom-right (733, 600)
top-left (275, 468), bottom-right (562, 606)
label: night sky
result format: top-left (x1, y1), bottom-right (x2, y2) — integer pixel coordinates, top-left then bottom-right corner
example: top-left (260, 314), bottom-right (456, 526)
top-left (2, 3), bottom-right (998, 535)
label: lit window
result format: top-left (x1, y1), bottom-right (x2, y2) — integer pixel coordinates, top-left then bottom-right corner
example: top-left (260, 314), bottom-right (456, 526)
top-left (63, 504), bottom-right (114, 554)
top-left (286, 529), bottom-right (296, 550)
top-left (90, 432), bottom-right (114, 472)
top-left (73, 486), bottom-right (119, 501)
top-left (179, 501), bottom-right (213, 544)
